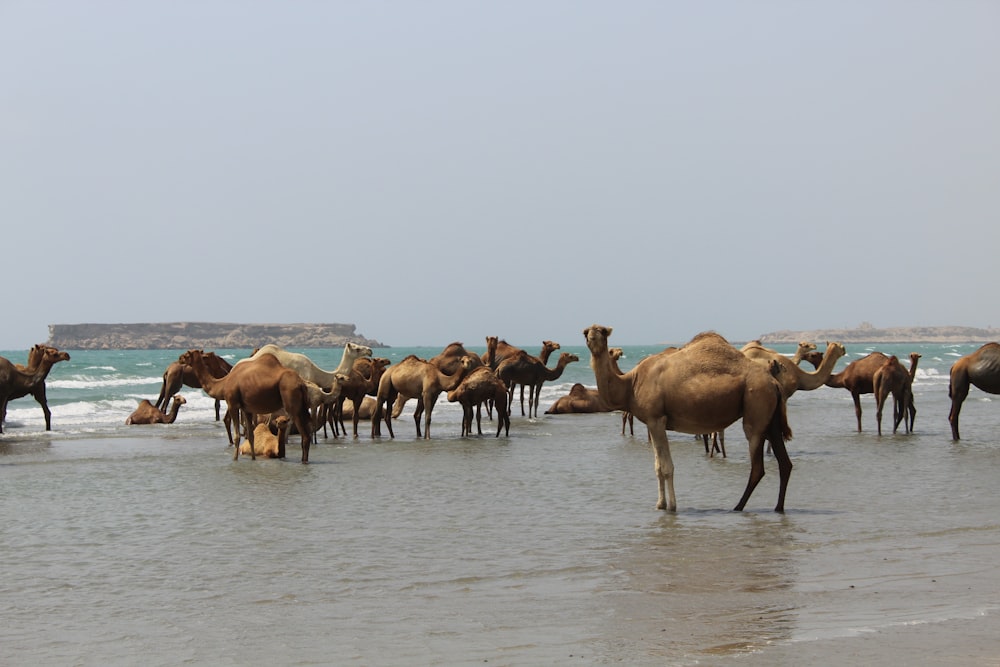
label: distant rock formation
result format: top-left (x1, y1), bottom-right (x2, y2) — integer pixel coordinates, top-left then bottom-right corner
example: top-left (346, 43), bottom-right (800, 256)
top-left (47, 322), bottom-right (386, 350)
top-left (757, 323), bottom-right (1000, 345)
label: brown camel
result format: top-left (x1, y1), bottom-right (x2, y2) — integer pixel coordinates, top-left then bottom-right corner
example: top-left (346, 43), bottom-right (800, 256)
top-left (482, 337), bottom-right (525, 369)
top-left (393, 343), bottom-right (481, 419)
top-left (155, 352), bottom-right (232, 420)
top-left (545, 383), bottom-right (612, 414)
top-left (742, 340), bottom-right (847, 400)
top-left (872, 353), bottom-right (921, 435)
top-left (948, 342), bottom-right (1000, 440)
top-left (0, 345), bottom-right (72, 433)
top-left (372, 354), bottom-right (475, 439)
top-left (182, 349), bottom-right (312, 461)
top-left (447, 366), bottom-right (510, 437)
top-left (238, 415), bottom-right (290, 459)
top-left (495, 351), bottom-right (579, 418)
top-left (341, 396), bottom-right (377, 421)
top-left (334, 356), bottom-right (391, 437)
top-left (584, 325), bottom-right (793, 512)
top-left (825, 351), bottom-right (895, 432)
top-left (126, 394), bottom-right (186, 425)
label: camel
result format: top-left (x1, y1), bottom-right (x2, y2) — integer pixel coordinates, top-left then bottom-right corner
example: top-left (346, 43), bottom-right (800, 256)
top-left (825, 351), bottom-right (893, 432)
top-left (0, 346), bottom-right (72, 433)
top-left (741, 340), bottom-right (847, 400)
top-left (241, 342), bottom-right (372, 390)
top-left (182, 349), bottom-right (312, 461)
top-left (495, 351), bottom-right (579, 418)
top-left (126, 394), bottom-right (186, 425)
top-left (545, 383), bottom-right (612, 414)
top-left (584, 325), bottom-right (793, 512)
top-left (393, 343), bottom-right (481, 419)
top-left (948, 342), bottom-right (1000, 440)
top-left (334, 356), bottom-right (391, 437)
top-left (155, 352), bottom-right (232, 420)
top-left (371, 354), bottom-right (475, 439)
top-left (483, 337), bottom-right (525, 369)
top-left (872, 353), bottom-right (921, 436)
top-left (341, 396), bottom-right (377, 421)
top-left (238, 416), bottom-right (290, 459)
top-left (447, 366), bottom-right (510, 437)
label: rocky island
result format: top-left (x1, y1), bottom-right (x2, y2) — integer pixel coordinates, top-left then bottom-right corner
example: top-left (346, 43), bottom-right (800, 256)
top-left (756, 323), bottom-right (999, 345)
top-left (47, 322), bottom-right (386, 350)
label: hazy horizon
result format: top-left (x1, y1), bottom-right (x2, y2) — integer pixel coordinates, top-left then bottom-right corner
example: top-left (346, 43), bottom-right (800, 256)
top-left (3, 2), bottom-right (998, 350)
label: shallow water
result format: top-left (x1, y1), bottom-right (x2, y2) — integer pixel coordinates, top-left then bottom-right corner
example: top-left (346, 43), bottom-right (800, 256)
top-left (2, 343), bottom-right (1000, 665)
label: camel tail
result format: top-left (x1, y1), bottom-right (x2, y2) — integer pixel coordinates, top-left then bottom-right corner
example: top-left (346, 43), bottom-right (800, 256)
top-left (771, 385), bottom-right (793, 442)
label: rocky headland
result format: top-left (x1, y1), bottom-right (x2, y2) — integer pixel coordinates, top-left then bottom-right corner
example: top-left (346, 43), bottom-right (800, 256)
top-left (756, 323), bottom-right (1000, 345)
top-left (47, 322), bottom-right (386, 350)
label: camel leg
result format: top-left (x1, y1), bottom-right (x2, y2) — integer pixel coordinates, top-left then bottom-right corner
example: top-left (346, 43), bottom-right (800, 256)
top-left (851, 392), bottom-right (864, 432)
top-left (0, 398), bottom-right (7, 433)
top-left (948, 385), bottom-right (968, 440)
top-left (32, 386), bottom-right (53, 431)
top-left (875, 394), bottom-right (885, 436)
top-left (647, 420), bottom-right (676, 511)
top-left (734, 435), bottom-right (767, 512)
top-left (767, 433), bottom-right (793, 513)
top-left (422, 393), bottom-right (438, 440)
top-left (413, 398), bottom-right (424, 438)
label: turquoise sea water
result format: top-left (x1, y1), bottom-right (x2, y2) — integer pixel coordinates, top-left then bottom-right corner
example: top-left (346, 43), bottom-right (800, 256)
top-left (2, 340), bottom-right (1000, 665)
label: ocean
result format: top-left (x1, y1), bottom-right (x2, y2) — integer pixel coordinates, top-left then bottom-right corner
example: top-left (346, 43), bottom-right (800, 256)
top-left (2, 341), bottom-right (999, 665)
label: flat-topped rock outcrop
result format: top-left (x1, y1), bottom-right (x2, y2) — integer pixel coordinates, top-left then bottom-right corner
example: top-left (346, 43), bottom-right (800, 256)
top-left (757, 324), bottom-right (1000, 345)
top-left (47, 322), bottom-right (386, 350)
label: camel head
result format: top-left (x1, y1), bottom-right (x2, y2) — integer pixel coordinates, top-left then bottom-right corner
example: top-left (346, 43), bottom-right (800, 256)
top-left (171, 394), bottom-right (187, 407)
top-left (346, 342), bottom-right (373, 359)
top-left (583, 325), bottom-right (612, 354)
top-left (609, 348), bottom-right (624, 361)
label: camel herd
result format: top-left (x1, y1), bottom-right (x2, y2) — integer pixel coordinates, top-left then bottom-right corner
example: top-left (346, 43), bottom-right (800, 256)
top-left (3, 334), bottom-right (1000, 511)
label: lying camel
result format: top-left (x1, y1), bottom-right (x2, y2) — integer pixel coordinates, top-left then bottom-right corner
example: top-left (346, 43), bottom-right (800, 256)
top-left (0, 346), bottom-right (72, 433)
top-left (948, 342), bottom-right (1000, 440)
top-left (182, 349), bottom-right (312, 461)
top-left (584, 325), bottom-right (792, 512)
top-left (239, 416), bottom-right (290, 459)
top-left (545, 383), bottom-right (611, 414)
top-left (126, 395), bottom-right (186, 425)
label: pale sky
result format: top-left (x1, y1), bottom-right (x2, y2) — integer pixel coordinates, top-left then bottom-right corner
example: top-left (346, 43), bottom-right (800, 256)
top-left (2, 1), bottom-right (998, 349)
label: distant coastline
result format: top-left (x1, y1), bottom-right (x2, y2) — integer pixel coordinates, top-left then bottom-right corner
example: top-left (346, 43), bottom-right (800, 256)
top-left (46, 322), bottom-right (387, 350)
top-left (756, 323), bottom-right (999, 345)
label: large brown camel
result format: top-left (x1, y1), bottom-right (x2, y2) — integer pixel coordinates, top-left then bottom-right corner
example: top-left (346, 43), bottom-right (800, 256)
top-left (447, 366), bottom-right (510, 437)
top-left (239, 415), bottom-right (290, 459)
top-left (0, 346), bottom-right (72, 433)
top-left (584, 325), bottom-right (793, 512)
top-left (741, 340), bottom-right (847, 399)
top-left (948, 342), bottom-right (1000, 440)
top-left (182, 349), bottom-right (312, 461)
top-left (393, 343), bottom-right (481, 418)
top-left (825, 351), bottom-right (894, 432)
top-left (495, 351), bottom-right (579, 418)
top-left (371, 354), bottom-right (475, 439)
top-left (334, 356), bottom-right (391, 437)
top-left (155, 352), bottom-right (233, 420)
top-left (872, 353), bottom-right (921, 436)
top-left (126, 395), bottom-right (186, 425)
